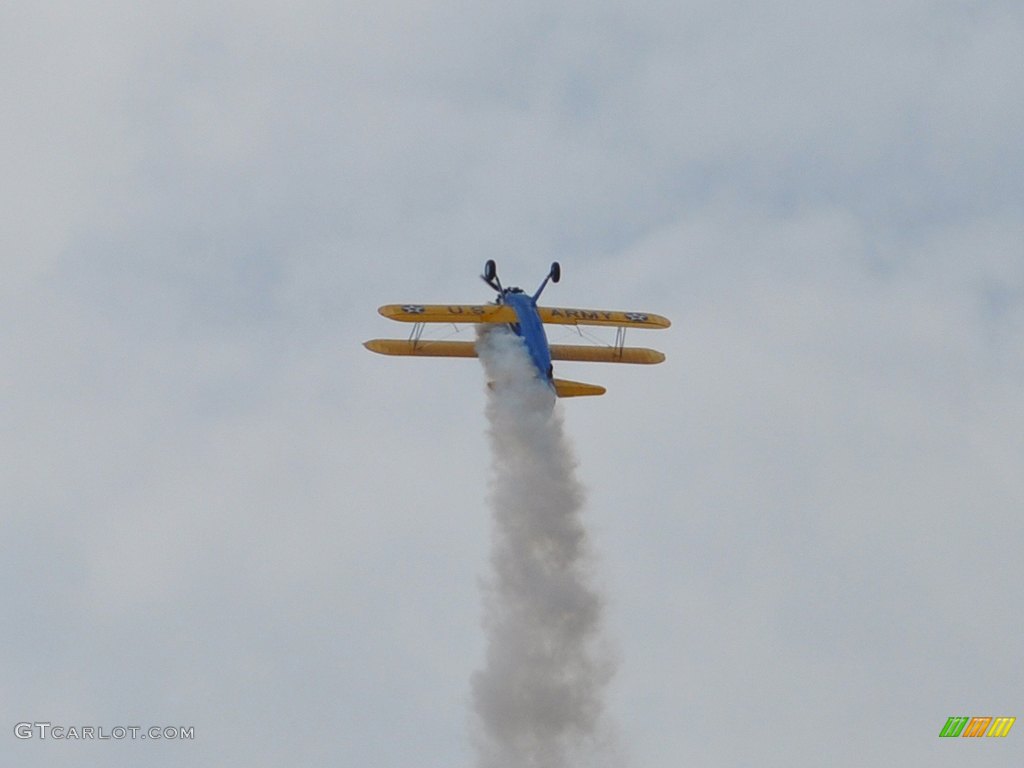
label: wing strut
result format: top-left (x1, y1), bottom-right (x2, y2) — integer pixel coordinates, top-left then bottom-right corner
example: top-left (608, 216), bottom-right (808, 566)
top-left (408, 322), bottom-right (425, 349)
top-left (615, 326), bottom-right (627, 358)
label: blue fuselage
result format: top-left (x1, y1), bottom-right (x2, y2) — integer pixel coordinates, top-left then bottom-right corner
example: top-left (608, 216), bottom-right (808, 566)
top-left (500, 290), bottom-right (553, 385)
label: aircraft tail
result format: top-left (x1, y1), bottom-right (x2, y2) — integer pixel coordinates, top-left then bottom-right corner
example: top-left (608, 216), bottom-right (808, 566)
top-left (552, 378), bottom-right (606, 398)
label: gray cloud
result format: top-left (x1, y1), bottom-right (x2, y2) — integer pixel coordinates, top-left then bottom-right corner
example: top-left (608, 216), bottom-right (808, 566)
top-left (2, 1), bottom-right (1022, 766)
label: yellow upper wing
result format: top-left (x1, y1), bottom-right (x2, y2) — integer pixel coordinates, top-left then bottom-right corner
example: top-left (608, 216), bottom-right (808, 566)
top-left (378, 304), bottom-right (517, 324)
top-left (379, 304), bottom-right (670, 328)
top-left (538, 306), bottom-right (671, 329)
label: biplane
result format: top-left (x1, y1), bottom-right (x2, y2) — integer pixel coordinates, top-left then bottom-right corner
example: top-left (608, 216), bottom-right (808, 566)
top-left (363, 261), bottom-right (669, 397)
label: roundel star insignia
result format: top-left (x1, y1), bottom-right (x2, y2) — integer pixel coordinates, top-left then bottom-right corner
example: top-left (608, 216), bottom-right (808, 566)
top-left (624, 312), bottom-right (649, 323)
top-left (401, 304), bottom-right (426, 314)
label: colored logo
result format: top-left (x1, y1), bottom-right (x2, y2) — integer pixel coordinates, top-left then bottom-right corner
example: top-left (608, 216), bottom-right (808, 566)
top-left (940, 716), bottom-right (1015, 738)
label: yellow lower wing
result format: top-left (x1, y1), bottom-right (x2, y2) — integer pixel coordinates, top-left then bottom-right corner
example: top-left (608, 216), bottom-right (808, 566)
top-left (539, 306), bottom-right (670, 329)
top-left (365, 339), bottom-right (664, 365)
top-left (550, 344), bottom-right (665, 364)
top-left (364, 339), bottom-right (477, 357)
top-left (379, 304), bottom-right (517, 324)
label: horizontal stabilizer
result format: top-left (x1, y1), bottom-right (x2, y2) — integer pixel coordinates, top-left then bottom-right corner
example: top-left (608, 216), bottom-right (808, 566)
top-left (363, 339), bottom-right (477, 357)
top-left (553, 378), bottom-right (606, 398)
top-left (550, 344), bottom-right (665, 364)
top-left (379, 304), bottom-right (516, 324)
top-left (539, 306), bottom-right (670, 329)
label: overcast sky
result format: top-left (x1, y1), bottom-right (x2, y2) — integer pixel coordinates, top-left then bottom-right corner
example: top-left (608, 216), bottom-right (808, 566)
top-left (2, 1), bottom-right (1022, 766)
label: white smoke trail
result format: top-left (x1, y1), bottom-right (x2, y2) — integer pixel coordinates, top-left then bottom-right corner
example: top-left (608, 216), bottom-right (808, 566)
top-left (471, 325), bottom-right (618, 768)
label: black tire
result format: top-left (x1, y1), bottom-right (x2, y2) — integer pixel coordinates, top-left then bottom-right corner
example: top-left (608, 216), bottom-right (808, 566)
top-left (484, 260), bottom-right (496, 281)
top-left (550, 261), bottom-right (561, 283)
